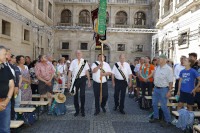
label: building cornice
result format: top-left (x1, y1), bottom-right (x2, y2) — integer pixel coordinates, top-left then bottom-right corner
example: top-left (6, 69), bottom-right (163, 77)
top-left (156, 0), bottom-right (200, 29)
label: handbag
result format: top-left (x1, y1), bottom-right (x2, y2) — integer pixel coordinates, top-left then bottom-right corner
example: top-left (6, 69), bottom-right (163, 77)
top-left (59, 78), bottom-right (62, 84)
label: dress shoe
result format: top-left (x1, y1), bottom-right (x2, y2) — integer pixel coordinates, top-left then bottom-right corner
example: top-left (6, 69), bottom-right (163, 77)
top-left (160, 121), bottom-right (172, 127)
top-left (81, 112), bottom-right (85, 117)
top-left (120, 110), bottom-right (125, 114)
top-left (149, 118), bottom-right (160, 123)
top-left (101, 107), bottom-right (106, 113)
top-left (74, 112), bottom-right (79, 117)
top-left (113, 106), bottom-right (118, 111)
top-left (94, 111), bottom-right (100, 116)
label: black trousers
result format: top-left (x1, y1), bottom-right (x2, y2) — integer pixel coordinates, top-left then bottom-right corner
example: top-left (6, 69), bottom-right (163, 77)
top-left (140, 81), bottom-right (153, 96)
top-left (74, 76), bottom-right (86, 113)
top-left (11, 95), bottom-right (15, 120)
top-left (174, 79), bottom-right (179, 96)
top-left (93, 81), bottom-right (108, 112)
top-left (114, 78), bottom-right (128, 110)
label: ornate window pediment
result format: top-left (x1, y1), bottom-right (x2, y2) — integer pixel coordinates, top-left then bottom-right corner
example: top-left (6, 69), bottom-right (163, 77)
top-left (178, 29), bottom-right (190, 49)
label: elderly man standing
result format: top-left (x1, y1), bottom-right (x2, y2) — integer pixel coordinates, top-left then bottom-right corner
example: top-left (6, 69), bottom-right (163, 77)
top-left (112, 54), bottom-right (132, 114)
top-left (35, 54), bottom-right (55, 114)
top-left (0, 45), bottom-right (14, 133)
top-left (91, 54), bottom-right (111, 116)
top-left (149, 54), bottom-right (173, 127)
top-left (67, 50), bottom-right (91, 117)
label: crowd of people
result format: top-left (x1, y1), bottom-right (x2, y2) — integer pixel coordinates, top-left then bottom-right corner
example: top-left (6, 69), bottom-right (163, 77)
top-left (0, 43), bottom-right (200, 132)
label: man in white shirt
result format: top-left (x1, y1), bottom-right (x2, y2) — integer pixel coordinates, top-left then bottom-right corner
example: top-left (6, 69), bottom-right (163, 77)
top-left (91, 54), bottom-right (111, 116)
top-left (112, 54), bottom-right (132, 114)
top-left (67, 50), bottom-right (91, 117)
top-left (174, 56), bottom-right (186, 96)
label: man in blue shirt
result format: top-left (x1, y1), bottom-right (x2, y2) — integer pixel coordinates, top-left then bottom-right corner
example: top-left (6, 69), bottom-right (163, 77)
top-left (177, 58), bottom-right (200, 111)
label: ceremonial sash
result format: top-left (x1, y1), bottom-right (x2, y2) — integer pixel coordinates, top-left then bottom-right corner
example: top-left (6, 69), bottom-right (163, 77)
top-left (69, 60), bottom-right (87, 95)
top-left (94, 62), bottom-right (108, 80)
top-left (115, 63), bottom-right (128, 83)
top-left (142, 64), bottom-right (150, 82)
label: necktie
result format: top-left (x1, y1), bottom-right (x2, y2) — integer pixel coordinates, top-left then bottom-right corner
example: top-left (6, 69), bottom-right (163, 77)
top-left (78, 59), bottom-right (80, 65)
top-left (121, 63), bottom-right (124, 68)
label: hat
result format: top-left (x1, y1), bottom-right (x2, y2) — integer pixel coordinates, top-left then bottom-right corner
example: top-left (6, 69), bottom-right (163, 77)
top-left (158, 54), bottom-right (167, 59)
top-left (55, 93), bottom-right (66, 103)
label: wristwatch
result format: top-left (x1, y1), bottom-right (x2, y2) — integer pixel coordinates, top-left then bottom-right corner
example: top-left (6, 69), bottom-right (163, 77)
top-left (7, 96), bottom-right (11, 100)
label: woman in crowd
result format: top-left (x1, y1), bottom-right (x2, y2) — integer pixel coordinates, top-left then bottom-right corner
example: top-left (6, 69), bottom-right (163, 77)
top-left (16, 55), bottom-right (32, 102)
top-left (52, 60), bottom-right (60, 92)
top-left (139, 56), bottom-right (155, 96)
top-left (30, 60), bottom-right (39, 100)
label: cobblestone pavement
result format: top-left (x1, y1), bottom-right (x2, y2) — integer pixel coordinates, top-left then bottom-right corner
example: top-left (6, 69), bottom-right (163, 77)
top-left (21, 81), bottom-right (183, 133)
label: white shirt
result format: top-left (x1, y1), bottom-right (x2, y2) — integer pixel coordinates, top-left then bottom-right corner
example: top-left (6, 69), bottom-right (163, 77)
top-left (91, 61), bottom-right (111, 83)
top-left (174, 63), bottom-right (185, 79)
top-left (112, 62), bottom-right (132, 80)
top-left (134, 63), bottom-right (141, 75)
top-left (69, 58), bottom-right (90, 77)
top-left (154, 64), bottom-right (173, 87)
top-left (58, 63), bottom-right (67, 74)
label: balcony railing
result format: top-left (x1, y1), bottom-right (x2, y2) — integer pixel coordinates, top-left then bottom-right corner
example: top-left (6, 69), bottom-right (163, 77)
top-left (132, 24), bottom-right (148, 28)
top-left (55, 0), bottom-right (150, 5)
top-left (57, 23), bottom-right (72, 26)
top-left (76, 23), bottom-right (91, 27)
top-left (113, 24), bottom-right (130, 28)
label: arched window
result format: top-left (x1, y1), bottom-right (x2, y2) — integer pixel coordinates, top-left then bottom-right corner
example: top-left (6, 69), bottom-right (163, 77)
top-left (61, 9), bottom-right (72, 23)
top-left (115, 11), bottom-right (127, 25)
top-left (134, 12), bottom-right (146, 25)
top-left (79, 10), bottom-right (90, 24)
top-left (106, 12), bottom-right (109, 24)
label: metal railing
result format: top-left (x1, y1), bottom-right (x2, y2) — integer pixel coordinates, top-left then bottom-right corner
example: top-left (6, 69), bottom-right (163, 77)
top-left (55, 0), bottom-right (150, 5)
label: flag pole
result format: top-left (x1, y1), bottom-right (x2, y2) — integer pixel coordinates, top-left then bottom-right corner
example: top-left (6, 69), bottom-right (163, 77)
top-left (99, 39), bottom-right (106, 103)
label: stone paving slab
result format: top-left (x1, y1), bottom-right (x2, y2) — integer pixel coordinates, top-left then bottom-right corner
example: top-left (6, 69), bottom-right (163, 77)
top-left (20, 81), bottom-right (184, 133)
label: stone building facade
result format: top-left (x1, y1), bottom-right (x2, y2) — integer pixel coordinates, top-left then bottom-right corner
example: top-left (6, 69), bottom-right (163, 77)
top-left (152, 0), bottom-right (200, 63)
top-left (0, 0), bottom-right (156, 66)
top-left (54, 0), bottom-right (154, 66)
top-left (0, 0), bottom-right (54, 59)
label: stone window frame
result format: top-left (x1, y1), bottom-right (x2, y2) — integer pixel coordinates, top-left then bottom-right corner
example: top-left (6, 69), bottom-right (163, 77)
top-left (117, 44), bottom-right (126, 51)
top-left (22, 26), bottom-right (31, 45)
top-left (135, 44), bottom-right (144, 52)
top-left (134, 12), bottom-right (146, 26)
top-left (79, 42), bottom-right (89, 51)
top-left (1, 19), bottom-right (11, 36)
top-left (61, 9), bottom-right (72, 24)
top-left (60, 40), bottom-right (71, 50)
top-left (178, 28), bottom-right (190, 49)
top-left (48, 2), bottom-right (52, 19)
top-left (115, 11), bottom-right (128, 25)
top-left (38, 0), bottom-right (44, 12)
top-left (79, 10), bottom-right (90, 24)
top-left (62, 42), bottom-right (69, 50)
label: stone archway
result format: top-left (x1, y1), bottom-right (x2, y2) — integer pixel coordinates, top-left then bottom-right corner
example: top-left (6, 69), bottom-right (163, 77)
top-left (90, 43), bottom-right (111, 64)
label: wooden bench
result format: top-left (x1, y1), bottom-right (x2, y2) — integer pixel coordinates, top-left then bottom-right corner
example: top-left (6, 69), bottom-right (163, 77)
top-left (193, 125), bottom-right (200, 133)
top-left (10, 120), bottom-right (24, 128)
top-left (158, 103), bottom-right (198, 107)
top-left (15, 107), bottom-right (36, 115)
top-left (32, 94), bottom-right (55, 98)
top-left (145, 96), bottom-right (176, 101)
top-left (20, 101), bottom-right (49, 107)
top-left (172, 111), bottom-right (200, 117)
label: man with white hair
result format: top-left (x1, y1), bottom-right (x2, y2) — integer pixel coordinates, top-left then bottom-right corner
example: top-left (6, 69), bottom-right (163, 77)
top-left (150, 54), bottom-right (173, 127)
top-left (112, 54), bottom-right (132, 114)
top-left (67, 50), bottom-right (91, 117)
